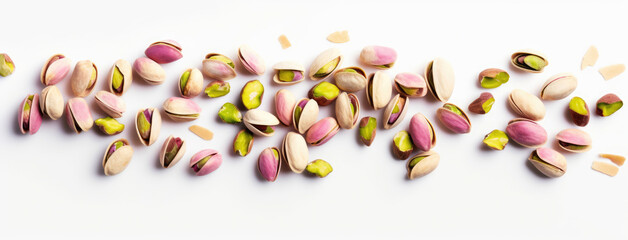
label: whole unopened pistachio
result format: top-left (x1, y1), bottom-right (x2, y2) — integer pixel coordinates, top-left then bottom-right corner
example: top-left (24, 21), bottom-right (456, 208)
top-left (144, 40), bottom-right (183, 63)
top-left (258, 147), bottom-right (281, 182)
top-left (394, 72), bottom-right (427, 98)
top-left (596, 93), bottom-right (622, 117)
top-left (306, 159), bottom-right (333, 178)
top-left (70, 60), bottom-right (98, 97)
top-left (41, 54), bottom-right (71, 85)
top-left (243, 109), bottom-right (280, 137)
top-left (102, 138), bottom-right (134, 176)
top-left (508, 89), bottom-right (546, 121)
top-left (540, 73), bottom-right (577, 100)
top-left (293, 98), bottom-right (319, 134)
top-left (202, 53), bottom-right (236, 81)
top-left (482, 130), bottom-right (509, 150)
top-left (358, 117), bottom-right (377, 146)
top-left (528, 147), bottom-right (566, 178)
top-left (273, 61), bottom-right (305, 85)
top-left (425, 58), bottom-right (455, 102)
top-left (334, 67), bottom-right (367, 92)
top-left (204, 80), bottom-right (230, 98)
top-left (19, 94), bottom-right (42, 135)
top-left (478, 68), bottom-right (509, 89)
top-left (275, 89), bottom-right (296, 126)
top-left (436, 103), bottom-right (471, 134)
top-left (108, 59), bottom-right (132, 96)
top-left (383, 94), bottom-right (409, 129)
top-left (335, 92), bottom-right (360, 129)
top-left (65, 97), bottom-right (93, 134)
top-left (309, 48), bottom-right (342, 81)
top-left (238, 44), bottom-right (266, 75)
top-left (308, 81), bottom-right (340, 106)
top-left (189, 149), bottom-right (223, 176)
top-left (218, 102), bottom-right (242, 124)
top-left (393, 131), bottom-right (414, 160)
top-left (407, 151), bottom-right (440, 180)
top-left (162, 97), bottom-right (202, 121)
top-left (234, 129), bottom-right (254, 157)
top-left (568, 96), bottom-right (589, 126)
top-left (0, 53), bottom-right (15, 77)
top-left (94, 117), bottom-right (125, 135)
top-left (135, 108), bottom-right (161, 146)
top-left (360, 45), bottom-right (397, 69)
top-left (505, 118), bottom-right (547, 148)
top-left (39, 85), bottom-right (64, 120)
top-left (160, 135), bottom-right (186, 168)
top-left (178, 68), bottom-right (203, 98)
top-left (366, 71), bottom-right (392, 110)
top-left (511, 50), bottom-right (548, 73)
top-left (408, 113), bottom-right (436, 152)
top-left (241, 80), bottom-right (264, 109)
top-left (468, 92), bottom-right (494, 114)
top-left (133, 57), bottom-right (166, 85)
top-left (556, 128), bottom-right (592, 153)
top-left (94, 91), bottom-right (126, 118)
top-left (305, 117), bottom-right (340, 146)
top-left (282, 132), bottom-right (309, 173)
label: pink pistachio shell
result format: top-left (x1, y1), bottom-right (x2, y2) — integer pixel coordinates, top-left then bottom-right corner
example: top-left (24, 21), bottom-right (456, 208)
top-left (275, 89), bottom-right (296, 126)
top-left (41, 55), bottom-right (72, 85)
top-left (163, 97), bottom-right (202, 115)
top-left (409, 113), bottom-right (435, 152)
top-left (239, 45), bottom-right (266, 75)
top-left (19, 94), bottom-right (42, 135)
top-left (258, 148), bottom-right (280, 182)
top-left (556, 129), bottom-right (592, 146)
top-left (360, 45), bottom-right (397, 66)
top-left (436, 108), bottom-right (470, 134)
top-left (94, 91), bottom-right (126, 118)
top-left (394, 72), bottom-right (427, 97)
top-left (505, 119), bottom-right (547, 147)
top-left (535, 147), bottom-right (567, 171)
top-left (66, 98), bottom-right (93, 131)
top-left (144, 40), bottom-right (183, 64)
top-left (305, 117), bottom-right (340, 146)
top-left (189, 149), bottom-right (223, 176)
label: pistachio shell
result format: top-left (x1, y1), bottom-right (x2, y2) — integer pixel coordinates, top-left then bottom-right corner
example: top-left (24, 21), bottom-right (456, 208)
top-left (308, 48), bottom-right (343, 81)
top-left (540, 73), bottom-right (577, 100)
top-left (39, 85), bottom-right (64, 120)
top-left (258, 147), bottom-right (281, 182)
top-left (528, 147), bottom-right (566, 178)
top-left (382, 94), bottom-right (408, 129)
top-left (333, 66), bottom-right (367, 92)
top-left (134, 108), bottom-right (162, 146)
top-left (393, 130), bottom-right (414, 160)
top-left (508, 89), bottom-right (546, 121)
top-left (436, 103), bottom-right (471, 134)
top-left (94, 117), bottom-right (125, 135)
top-left (145, 40), bottom-right (183, 63)
top-left (178, 68), bottom-right (203, 98)
top-left (282, 132), bottom-right (309, 173)
top-left (19, 94), bottom-right (42, 135)
top-left (133, 57), bottom-right (166, 85)
top-left (305, 117), bottom-right (340, 146)
top-left (408, 113), bottom-right (436, 152)
top-left (159, 135), bottom-right (186, 168)
top-left (243, 109), bottom-right (280, 137)
top-left (70, 60), bottom-right (98, 97)
top-left (293, 98), bottom-right (319, 134)
top-left (202, 53), bottom-right (236, 81)
top-left (234, 129), bottom-right (254, 157)
top-left (308, 81), bottom-right (340, 106)
top-left (108, 59), bottom-right (133, 96)
top-left (407, 151), bottom-right (440, 179)
top-left (94, 90), bottom-right (126, 118)
top-left (65, 97), bottom-right (93, 133)
top-left (275, 89), bottom-right (296, 126)
top-left (162, 97), bottom-right (202, 121)
top-left (366, 71), bottom-right (392, 110)
top-left (556, 128), bottom-right (592, 153)
top-left (568, 96), bottom-right (589, 126)
top-left (272, 61), bottom-right (305, 85)
top-left (358, 117), bottom-right (377, 146)
top-left (241, 80), bottom-right (264, 109)
top-left (0, 53), bottom-right (15, 77)
top-left (505, 118), bottom-right (547, 148)
top-left (335, 92), bottom-right (360, 129)
top-left (189, 149), bottom-right (223, 176)
top-left (40, 54), bottom-right (71, 85)
top-left (425, 58), bottom-right (455, 102)
top-left (204, 80), bottom-right (230, 98)
top-left (359, 45), bottom-right (397, 69)
top-left (238, 44), bottom-right (266, 75)
top-left (102, 138), bottom-right (134, 176)
top-left (394, 72), bottom-right (427, 98)
top-left (511, 49), bottom-right (548, 73)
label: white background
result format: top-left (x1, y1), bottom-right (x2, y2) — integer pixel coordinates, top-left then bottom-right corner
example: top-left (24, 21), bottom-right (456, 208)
top-left (1, 0), bottom-right (627, 239)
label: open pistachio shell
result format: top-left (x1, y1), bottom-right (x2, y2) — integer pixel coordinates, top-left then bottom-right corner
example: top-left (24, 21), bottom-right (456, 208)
top-left (272, 61), bottom-right (305, 85)
top-left (65, 97), bottom-right (93, 133)
top-left (102, 138), bottom-right (134, 176)
top-left (133, 57), bottom-right (166, 85)
top-left (408, 113), bottom-right (436, 152)
top-left (135, 108), bottom-right (162, 146)
top-left (556, 128), bottom-right (592, 153)
top-left (334, 66), bottom-right (367, 92)
top-left (528, 147), bottom-right (566, 178)
top-left (394, 72), bottom-right (427, 98)
top-left (282, 132), bottom-right (309, 173)
top-left (505, 118), bottom-right (547, 148)
top-left (511, 49), bottom-right (548, 73)
top-left (202, 53), bottom-right (236, 81)
top-left (108, 59), bottom-right (133, 96)
top-left (94, 91), bottom-right (126, 118)
top-left (308, 81), bottom-right (340, 106)
top-left (243, 109), bottom-right (280, 137)
top-left (40, 54), bottom-right (71, 85)
top-left (19, 94), bottom-right (42, 135)
top-left (241, 80), bottom-right (264, 109)
top-left (0, 53), bottom-right (15, 77)
top-left (258, 147), bottom-right (281, 182)
top-left (309, 48), bottom-right (343, 81)
top-left (383, 94), bottom-right (409, 129)
top-left (407, 151), bottom-right (440, 179)
top-left (189, 149), bottom-right (223, 176)
top-left (366, 71), bottom-right (392, 110)
top-left (305, 117), bottom-right (340, 146)
top-left (238, 44), bottom-right (266, 75)
top-left (359, 45), bottom-right (397, 69)
top-left (393, 130), bottom-right (414, 160)
top-left (425, 58), bottom-right (455, 102)
top-left (70, 60), bottom-right (98, 97)
top-left (540, 73), bottom-right (577, 100)
top-left (293, 98), bottom-right (319, 134)
top-left (508, 89), bottom-right (546, 121)
top-left (436, 103), bottom-right (471, 134)
top-left (40, 85), bottom-right (64, 120)
top-left (234, 129), bottom-right (254, 157)
top-left (275, 89), bottom-right (296, 126)
top-left (145, 40), bottom-right (183, 64)
top-left (162, 97), bottom-right (202, 121)
top-left (335, 92), bottom-right (360, 129)
top-left (159, 135), bottom-right (186, 168)
top-left (178, 68), bottom-right (203, 98)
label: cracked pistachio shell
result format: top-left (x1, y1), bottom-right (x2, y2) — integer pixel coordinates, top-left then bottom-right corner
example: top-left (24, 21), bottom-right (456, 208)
top-left (335, 92), bottom-right (360, 129)
top-left (556, 128), bottom-right (592, 153)
top-left (94, 90), bottom-right (126, 118)
top-left (189, 149), bottom-right (223, 176)
top-left (360, 45), bottom-right (397, 69)
top-left (482, 129), bottom-right (509, 150)
top-left (468, 92), bottom-right (495, 114)
top-left (407, 151), bottom-right (440, 179)
top-left (568, 96), bottom-right (589, 126)
top-left (394, 72), bottom-right (427, 98)
top-left (159, 135), bottom-right (186, 168)
top-left (204, 80), bottom-right (230, 98)
top-left (108, 59), bottom-right (133, 96)
top-left (19, 94), bottom-right (42, 135)
top-left (145, 40), bottom-right (182, 64)
top-left (95, 117), bottom-right (125, 135)
top-left (162, 97), bottom-right (201, 121)
top-left (596, 93), bottom-right (622, 117)
top-left (393, 130), bottom-right (414, 160)
top-left (383, 94), bottom-right (409, 129)
top-left (425, 58), bottom-right (455, 102)
top-left (334, 66), bottom-right (367, 92)
top-left (306, 159), bottom-right (333, 178)
top-left (0, 53), bottom-right (15, 77)
top-left (39, 85), bottom-right (64, 120)
top-left (202, 53), bottom-right (236, 81)
top-left (234, 129), bottom-right (254, 156)
top-left (293, 98), bottom-right (319, 134)
top-left (258, 147), bottom-right (281, 182)
top-left (508, 89), bottom-right (546, 121)
top-left (505, 118), bottom-right (547, 148)
top-left (102, 138), bottom-right (134, 176)
top-left (478, 68), bottom-right (509, 89)
top-left (308, 81), bottom-right (340, 106)
top-left (70, 60), bottom-right (98, 97)
top-left (282, 132), bottom-right (309, 173)
top-left (135, 108), bottom-right (162, 146)
top-left (238, 44), bottom-right (265, 75)
top-left (511, 50), bottom-right (548, 73)
top-left (65, 97), bottom-right (93, 134)
top-left (528, 147), bottom-right (566, 178)
top-left (408, 113), bottom-right (436, 152)
top-left (436, 103), bottom-right (471, 134)
top-left (359, 117), bottom-right (377, 146)
top-left (40, 54), bottom-right (71, 85)
top-left (309, 48), bottom-right (342, 81)
top-left (273, 61), bottom-right (305, 85)
top-left (241, 80), bottom-right (264, 109)
top-left (178, 68), bottom-right (203, 98)
top-left (305, 117), bottom-right (340, 146)
top-left (540, 73), bottom-right (577, 100)
top-left (218, 102), bottom-right (242, 124)
top-left (366, 71), bottom-right (392, 110)
top-left (133, 57), bottom-right (166, 85)
top-left (275, 89), bottom-right (296, 126)
top-left (243, 109), bottom-right (280, 137)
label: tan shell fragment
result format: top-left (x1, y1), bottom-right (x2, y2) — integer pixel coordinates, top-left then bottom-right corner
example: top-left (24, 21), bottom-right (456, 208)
top-left (327, 30), bottom-right (350, 43)
top-left (366, 71), bottom-right (392, 110)
top-left (425, 58), bottom-right (455, 102)
top-left (102, 138), bottom-right (134, 176)
top-left (39, 85), bottom-right (64, 120)
top-left (159, 135), bottom-right (187, 168)
top-left (581, 46), bottom-right (599, 70)
top-left (278, 35), bottom-right (291, 49)
top-left (407, 151), bottom-right (440, 180)
top-left (272, 61), bottom-right (305, 85)
top-left (540, 73), bottom-right (577, 100)
top-left (108, 59), bottom-right (133, 96)
top-left (308, 48), bottom-right (343, 81)
top-left (282, 132), bottom-right (309, 173)
top-left (509, 89), bottom-right (546, 121)
top-left (591, 161), bottom-right (619, 177)
top-left (333, 66), bottom-right (367, 92)
top-left (599, 64), bottom-right (625, 80)
top-left (382, 94), bottom-right (409, 129)
top-left (335, 92), bottom-right (360, 129)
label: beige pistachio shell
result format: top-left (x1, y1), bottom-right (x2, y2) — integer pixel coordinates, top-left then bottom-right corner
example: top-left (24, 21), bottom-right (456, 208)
top-left (366, 71), bottom-right (392, 110)
top-left (94, 90), bottom-right (126, 118)
top-left (202, 53), bottom-right (237, 81)
top-left (425, 58), bottom-right (455, 102)
top-left (134, 57), bottom-right (166, 84)
top-left (135, 108), bottom-right (162, 146)
top-left (293, 98), bottom-right (319, 134)
top-left (272, 61), bottom-right (305, 85)
top-left (540, 73), bottom-right (577, 100)
top-left (102, 138), bottom-right (134, 176)
top-left (70, 60), bottom-right (98, 97)
top-left (39, 85), bottom-right (64, 120)
top-left (178, 68), bottom-right (203, 98)
top-left (510, 49), bottom-right (548, 73)
top-left (108, 59), bottom-right (133, 96)
top-left (308, 48), bottom-right (343, 81)
top-left (333, 66), bottom-right (367, 92)
top-left (243, 109), bottom-right (280, 137)
top-left (407, 151), bottom-right (440, 179)
top-left (40, 54), bottom-right (72, 85)
top-left (65, 97), bottom-right (94, 133)
top-left (282, 132), bottom-right (309, 173)
top-left (382, 94), bottom-right (409, 129)
top-left (238, 44), bottom-right (266, 75)
top-left (159, 135), bottom-right (187, 168)
top-left (335, 92), bottom-right (360, 129)
top-left (509, 89), bottom-right (546, 121)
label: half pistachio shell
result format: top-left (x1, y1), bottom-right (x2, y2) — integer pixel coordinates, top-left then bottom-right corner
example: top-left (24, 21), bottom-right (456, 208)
top-left (528, 147), bottom-right (566, 178)
top-left (133, 57), bottom-right (166, 85)
top-left (383, 94), bottom-right (409, 129)
top-left (162, 97), bottom-right (202, 121)
top-left (95, 117), bottom-right (125, 135)
top-left (335, 92), bottom-right (360, 129)
top-left (309, 48), bottom-right (342, 81)
top-left (243, 109), bottom-right (280, 137)
top-left (189, 149), bottom-right (223, 176)
top-left (359, 117), bottom-right (377, 146)
top-left (308, 81), bottom-right (340, 106)
top-left (159, 135), bottom-right (186, 168)
top-left (540, 73), bottom-right (577, 100)
top-left (275, 89), bottom-right (296, 126)
top-left (135, 108), bottom-right (162, 146)
top-left (359, 45), bottom-right (397, 69)
top-left (425, 58), bottom-right (455, 102)
top-left (393, 130), bottom-right (414, 160)
top-left (508, 89), bottom-right (546, 121)
top-left (0, 53), bottom-right (15, 77)
top-left (569, 96), bottom-right (589, 126)
top-left (273, 61), bottom-right (305, 85)
top-left (70, 60), bottom-right (98, 97)
top-left (241, 80), bottom-right (264, 109)
top-left (108, 59), bottom-right (132, 96)
top-left (202, 53), bottom-right (236, 81)
top-left (40, 54), bottom-right (71, 85)
top-left (19, 94), bottom-right (42, 135)
top-left (258, 147), bottom-right (281, 182)
top-left (505, 118), bottom-right (547, 148)
top-left (234, 129), bottom-right (254, 156)
top-left (178, 68), bottom-right (203, 98)
top-left (408, 113), bottom-right (436, 152)
top-left (145, 40), bottom-right (182, 64)
top-left (40, 85), bottom-right (64, 120)
top-left (102, 138), bottom-right (134, 176)
top-left (282, 132), bottom-right (309, 173)
top-left (394, 72), bottom-right (427, 98)
top-left (293, 98), bottom-right (319, 134)
top-left (238, 44), bottom-right (265, 75)
top-left (511, 49), bottom-right (548, 73)
top-left (204, 80), bottom-right (230, 98)
top-left (366, 71), bottom-right (392, 110)
top-left (218, 102), bottom-right (242, 124)
top-left (556, 128), bottom-right (592, 153)
top-left (305, 117), bottom-right (340, 146)
top-left (94, 91), bottom-right (126, 118)
top-left (65, 97), bottom-right (93, 133)
top-left (436, 103), bottom-right (471, 134)
top-left (407, 151), bottom-right (440, 179)
top-left (334, 67), bottom-right (367, 92)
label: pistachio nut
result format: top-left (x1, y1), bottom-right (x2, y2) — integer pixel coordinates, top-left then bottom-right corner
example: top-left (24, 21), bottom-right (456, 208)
top-left (305, 117), bottom-right (340, 146)
top-left (596, 93), bottom-right (622, 117)
top-left (505, 118), bottom-right (547, 148)
top-left (70, 60), bottom-right (98, 97)
top-left (159, 135), bottom-right (186, 168)
top-left (508, 89), bottom-right (546, 121)
top-left (275, 89), bottom-right (296, 126)
top-left (366, 71), bottom-right (392, 110)
top-left (133, 57), bottom-right (166, 85)
top-left (383, 94), bottom-right (409, 129)
top-left (282, 132), bottom-right (309, 173)
top-left (306, 159), bottom-right (333, 178)
top-left (94, 90), bottom-right (126, 118)
top-left (408, 113), bottom-right (436, 152)
top-left (394, 72), bottom-right (427, 98)
top-left (144, 40), bottom-right (183, 64)
top-left (335, 92), bottom-right (360, 129)
top-left (40, 54), bottom-right (71, 85)
top-left (272, 61), bottom-right (305, 85)
top-left (540, 73), bottom-right (577, 100)
top-left (258, 147), bottom-right (281, 182)
top-left (243, 109), bottom-right (280, 137)
top-left (178, 68), bottom-right (203, 98)
top-left (333, 67), bottom-right (367, 92)
top-left (204, 80), bottom-right (230, 98)
top-left (241, 80), bottom-right (264, 109)
top-left (478, 68), bottom-right (509, 89)
top-left (135, 108), bottom-right (162, 146)
top-left (102, 138), bottom-right (134, 176)
top-left (436, 103), bottom-right (471, 134)
top-left (482, 129), bottom-right (509, 150)
top-left (108, 59), bottom-right (133, 96)
top-left (406, 151), bottom-right (440, 180)
top-left (309, 48), bottom-right (342, 81)
top-left (556, 128), bottom-right (592, 153)
top-left (468, 92), bottom-right (495, 114)
top-left (425, 58), bottom-right (455, 102)
top-left (162, 97), bottom-right (202, 121)
top-left (511, 50), bottom-right (548, 73)
top-left (39, 85), bottom-right (64, 120)
top-left (218, 102), bottom-right (242, 124)
top-left (189, 149), bottom-right (223, 176)
top-left (19, 94), bottom-right (43, 135)
top-left (393, 130), bottom-right (414, 160)
top-left (358, 117), bottom-right (377, 146)
top-left (0, 53), bottom-right (15, 77)
top-left (359, 45), bottom-right (397, 69)
top-left (234, 129), bottom-right (254, 157)
top-left (308, 81), bottom-right (340, 106)
top-left (293, 98), bottom-right (319, 134)
top-left (568, 96), bottom-right (589, 126)
top-left (201, 53), bottom-right (236, 81)
top-left (65, 97), bottom-right (93, 133)
top-left (528, 147), bottom-right (566, 178)
top-left (95, 117), bottom-right (125, 135)
top-left (238, 44), bottom-right (266, 75)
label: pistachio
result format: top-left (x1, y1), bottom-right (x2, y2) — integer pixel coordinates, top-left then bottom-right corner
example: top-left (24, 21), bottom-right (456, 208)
top-left (309, 48), bottom-right (342, 81)
top-left (568, 97), bottom-right (589, 126)
top-left (218, 102), bottom-right (242, 124)
top-left (408, 113), bottom-right (436, 152)
top-left (241, 80), bottom-right (264, 109)
top-left (508, 89), bottom-right (546, 121)
top-left (556, 128), bottom-right (592, 153)
top-left (0, 53), bottom-right (15, 77)
top-left (335, 92), bottom-right (360, 129)
top-left (282, 132), bottom-right (309, 173)
top-left (202, 53), bottom-right (236, 81)
top-left (133, 57), bottom-right (166, 85)
top-left (305, 117), bottom-right (340, 146)
top-left (233, 129), bottom-right (254, 157)
top-left (358, 117), bottom-right (377, 146)
top-left (275, 89), bottom-right (296, 126)
top-left (95, 117), bottom-right (125, 135)
top-left (393, 131), bottom-right (414, 160)
top-left (272, 61), bottom-right (305, 85)
top-left (382, 94), bottom-right (409, 129)
top-left (540, 73), bottom-right (577, 100)
top-left (39, 85), bottom-right (64, 120)
top-left (189, 149), bottom-right (223, 176)
top-left (94, 90), bottom-right (126, 118)
top-left (359, 45), bottom-right (397, 69)
top-left (102, 138), bottom-right (134, 176)
top-left (596, 93), bottom-right (622, 117)
top-left (478, 68), bottom-right (509, 89)
top-left (436, 103), bottom-right (471, 134)
top-left (505, 118), bottom-right (547, 148)
top-left (238, 44), bottom-right (266, 75)
top-left (293, 98), bottom-right (319, 134)
top-left (528, 147), bottom-right (566, 178)
top-left (482, 129), bottom-right (509, 150)
top-left (394, 72), bottom-right (427, 98)
top-left (244, 109), bottom-right (280, 137)
top-left (159, 135), bottom-right (186, 168)
top-left (204, 80), bottom-right (230, 98)
top-left (406, 151), bottom-right (440, 180)
top-left (511, 50), bottom-right (548, 73)
top-left (308, 81), bottom-right (340, 106)
top-left (258, 147), bottom-right (281, 182)
top-left (425, 58), bottom-right (455, 102)
top-left (65, 97), bottom-right (93, 134)
top-left (19, 94), bottom-right (42, 135)
top-left (144, 40), bottom-right (183, 64)
top-left (40, 54), bottom-right (71, 85)
top-left (306, 159), bottom-right (333, 178)
top-left (108, 59), bottom-right (133, 96)
top-left (468, 92), bottom-right (495, 114)
top-left (135, 108), bottom-right (162, 146)
top-left (178, 68), bottom-right (203, 98)
top-left (366, 71), bottom-right (392, 110)
top-left (334, 66), bottom-right (367, 92)
top-left (162, 97), bottom-right (202, 121)
top-left (70, 60), bottom-right (98, 97)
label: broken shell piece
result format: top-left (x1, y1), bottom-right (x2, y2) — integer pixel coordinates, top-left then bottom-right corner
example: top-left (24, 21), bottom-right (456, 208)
top-left (599, 64), bottom-right (625, 80)
top-left (581, 46), bottom-right (599, 70)
top-left (327, 30), bottom-right (349, 43)
top-left (599, 153), bottom-right (625, 166)
top-left (189, 125), bottom-right (213, 140)
top-left (591, 161), bottom-right (619, 177)
top-left (278, 35), bottom-right (291, 49)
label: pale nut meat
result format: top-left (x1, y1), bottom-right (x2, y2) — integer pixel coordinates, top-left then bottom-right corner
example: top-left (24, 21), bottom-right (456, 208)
top-left (70, 60), bottom-right (98, 97)
top-left (511, 49), bottom-right (548, 73)
top-left (392, 130), bottom-right (414, 160)
top-left (528, 147), bottom-right (566, 178)
top-left (309, 48), bottom-right (342, 81)
top-left (258, 147), bottom-right (281, 182)
top-left (233, 129), bottom-right (254, 157)
top-left (178, 68), bottom-right (203, 98)
top-left (436, 103), bottom-right (471, 134)
top-left (366, 71), bottom-right (392, 110)
top-left (189, 149), bottom-right (223, 176)
top-left (408, 113), bottom-right (436, 152)
top-left (333, 66), bottom-right (367, 92)
top-left (293, 98), bottom-right (319, 134)
top-left (555, 128), bottom-right (592, 153)
top-left (144, 40), bottom-right (183, 64)
top-left (162, 97), bottom-right (202, 121)
top-left (505, 118), bottom-right (547, 148)
top-left (382, 94), bottom-right (408, 129)
top-left (243, 109), bottom-right (280, 137)
top-left (39, 85), bottom-right (64, 120)
top-left (394, 72), bottom-right (427, 98)
top-left (94, 91), bottom-right (126, 118)
top-left (406, 151), bottom-right (440, 180)
top-left (133, 57), bottom-right (166, 85)
top-left (135, 108), bottom-right (162, 146)
top-left (359, 45), bottom-right (397, 69)
top-left (335, 92), bottom-right (360, 129)
top-left (272, 61), bottom-right (305, 85)
top-left (40, 54), bottom-right (72, 85)
top-left (425, 58), bottom-right (455, 102)
top-left (202, 53), bottom-right (236, 81)
top-left (108, 59), bottom-right (133, 96)
top-left (238, 44), bottom-right (266, 75)
top-left (159, 135), bottom-right (186, 168)
top-left (508, 89), bottom-right (546, 121)
top-left (65, 97), bottom-right (93, 134)
top-left (275, 89), bottom-right (296, 126)
top-left (540, 73), bottom-right (577, 100)
top-left (19, 94), bottom-right (43, 135)
top-left (282, 132), bottom-right (309, 173)
top-left (305, 117), bottom-right (340, 146)
top-left (102, 138), bottom-right (134, 176)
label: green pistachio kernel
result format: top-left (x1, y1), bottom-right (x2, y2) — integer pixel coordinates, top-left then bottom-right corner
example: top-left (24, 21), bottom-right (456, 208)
top-left (306, 159), bottom-right (333, 178)
top-left (137, 112), bottom-right (151, 139)
top-left (180, 70), bottom-right (191, 92)
top-left (350, 102), bottom-right (355, 116)
top-left (209, 55), bottom-right (235, 68)
top-left (218, 103), bottom-right (242, 124)
top-left (312, 82), bottom-right (340, 100)
top-left (394, 131), bottom-right (413, 152)
top-left (241, 80), bottom-right (264, 109)
top-left (399, 85), bottom-right (418, 96)
top-left (482, 97), bottom-right (495, 113)
top-left (524, 55), bottom-right (546, 71)
top-left (195, 156), bottom-right (212, 169)
top-left (24, 95), bottom-right (33, 112)
top-left (205, 81), bottom-right (230, 98)
top-left (89, 65), bottom-right (97, 87)
top-left (482, 129), bottom-right (509, 150)
top-left (233, 130), bottom-right (254, 157)
top-left (343, 68), bottom-right (358, 73)
top-left (278, 70), bottom-right (295, 82)
top-left (569, 97), bottom-right (588, 116)
top-left (444, 104), bottom-right (463, 116)
top-left (408, 156), bottom-right (426, 169)
top-left (112, 66), bottom-right (123, 89)
top-left (597, 102), bottom-right (623, 116)
top-left (95, 117), bottom-right (125, 135)
top-left (314, 57), bottom-right (340, 78)
top-left (559, 142), bottom-right (588, 151)
top-left (481, 71), bottom-right (509, 89)
top-left (359, 117), bottom-right (377, 142)
top-left (0, 54), bottom-right (15, 77)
